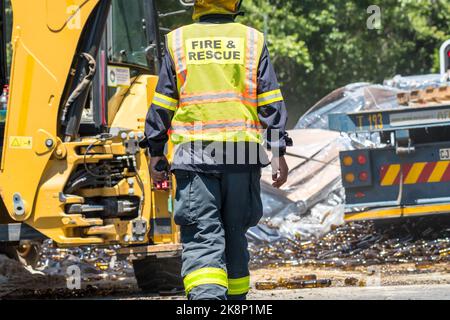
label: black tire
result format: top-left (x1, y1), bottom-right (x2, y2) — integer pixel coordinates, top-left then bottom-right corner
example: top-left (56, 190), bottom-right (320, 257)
top-left (0, 243), bottom-right (19, 260)
top-left (132, 254), bottom-right (184, 294)
top-left (0, 242), bottom-right (41, 268)
top-left (16, 243), bottom-right (41, 268)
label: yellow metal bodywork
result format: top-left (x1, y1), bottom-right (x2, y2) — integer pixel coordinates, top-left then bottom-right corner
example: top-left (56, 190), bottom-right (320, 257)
top-left (345, 203), bottom-right (450, 222)
top-left (1, 0), bottom-right (178, 247)
top-left (109, 74), bottom-right (178, 246)
top-left (2, 0), bottom-right (100, 220)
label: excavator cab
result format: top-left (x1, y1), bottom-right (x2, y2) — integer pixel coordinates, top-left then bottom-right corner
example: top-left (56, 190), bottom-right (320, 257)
top-left (0, 0), bottom-right (192, 291)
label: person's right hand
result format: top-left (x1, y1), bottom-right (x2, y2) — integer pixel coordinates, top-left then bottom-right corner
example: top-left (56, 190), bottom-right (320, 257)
top-left (150, 156), bottom-right (168, 183)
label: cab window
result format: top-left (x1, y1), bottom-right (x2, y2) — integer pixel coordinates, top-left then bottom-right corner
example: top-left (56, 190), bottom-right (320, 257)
top-left (110, 0), bottom-right (148, 68)
top-left (1, 0), bottom-right (12, 86)
top-left (5, 0), bottom-right (11, 78)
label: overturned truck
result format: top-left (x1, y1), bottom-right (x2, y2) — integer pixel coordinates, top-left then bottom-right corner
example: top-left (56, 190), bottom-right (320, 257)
top-left (330, 41), bottom-right (450, 223)
top-left (249, 42), bottom-right (450, 243)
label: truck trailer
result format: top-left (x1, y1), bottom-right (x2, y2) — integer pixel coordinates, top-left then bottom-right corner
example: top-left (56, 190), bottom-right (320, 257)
top-left (329, 41), bottom-right (450, 223)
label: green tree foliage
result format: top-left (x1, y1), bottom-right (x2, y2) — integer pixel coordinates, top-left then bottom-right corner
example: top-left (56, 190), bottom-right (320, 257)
top-left (240, 0), bottom-right (450, 127)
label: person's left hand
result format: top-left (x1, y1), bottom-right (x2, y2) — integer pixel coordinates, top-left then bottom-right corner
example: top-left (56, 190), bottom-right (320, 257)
top-left (271, 156), bottom-right (289, 188)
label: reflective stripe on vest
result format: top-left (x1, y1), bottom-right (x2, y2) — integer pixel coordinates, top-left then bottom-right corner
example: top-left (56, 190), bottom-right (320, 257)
top-left (167, 23), bottom-right (265, 144)
top-left (179, 91), bottom-right (257, 107)
top-left (183, 267), bottom-right (228, 295)
top-left (245, 28), bottom-right (258, 98)
top-left (228, 276), bottom-right (251, 296)
top-left (172, 28), bottom-right (187, 88)
top-left (170, 120), bottom-right (263, 135)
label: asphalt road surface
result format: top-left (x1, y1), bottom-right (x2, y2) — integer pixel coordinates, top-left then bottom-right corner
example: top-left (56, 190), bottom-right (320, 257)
top-left (247, 284), bottom-right (450, 300)
top-left (2, 258), bottom-right (449, 300)
top-left (98, 284), bottom-right (450, 300)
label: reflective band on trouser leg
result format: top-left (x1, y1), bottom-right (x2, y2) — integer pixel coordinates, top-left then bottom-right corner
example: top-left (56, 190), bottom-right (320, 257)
top-left (184, 267), bottom-right (228, 295)
top-left (172, 28), bottom-right (187, 87)
top-left (152, 92), bottom-right (178, 111)
top-left (257, 89), bottom-right (284, 107)
top-left (228, 276), bottom-right (250, 296)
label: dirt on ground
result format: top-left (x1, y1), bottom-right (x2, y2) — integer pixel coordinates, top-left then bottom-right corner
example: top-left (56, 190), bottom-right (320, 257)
top-left (1, 254), bottom-right (449, 300)
top-left (248, 262), bottom-right (450, 300)
top-left (1, 219), bottom-right (449, 300)
top-left (251, 262), bottom-right (450, 288)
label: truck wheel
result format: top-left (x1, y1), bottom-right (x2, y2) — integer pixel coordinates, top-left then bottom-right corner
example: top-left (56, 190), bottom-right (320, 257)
top-left (0, 242), bottom-right (41, 268)
top-left (16, 242), bottom-right (41, 268)
top-left (132, 254), bottom-right (184, 294)
top-left (0, 243), bottom-right (19, 260)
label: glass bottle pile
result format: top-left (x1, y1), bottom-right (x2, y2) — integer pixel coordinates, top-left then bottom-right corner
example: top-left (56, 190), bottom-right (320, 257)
top-left (250, 219), bottom-right (450, 270)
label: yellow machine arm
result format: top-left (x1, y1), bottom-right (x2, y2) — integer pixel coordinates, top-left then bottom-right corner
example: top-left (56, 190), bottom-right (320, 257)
top-left (2, 0), bottom-right (101, 221)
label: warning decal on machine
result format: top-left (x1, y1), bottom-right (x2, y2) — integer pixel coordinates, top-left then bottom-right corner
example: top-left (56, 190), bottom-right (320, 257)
top-left (108, 66), bottom-right (131, 87)
top-left (9, 136), bottom-right (33, 149)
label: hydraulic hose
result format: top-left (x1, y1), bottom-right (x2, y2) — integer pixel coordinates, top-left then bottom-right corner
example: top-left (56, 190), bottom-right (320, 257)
top-left (61, 53), bottom-right (96, 141)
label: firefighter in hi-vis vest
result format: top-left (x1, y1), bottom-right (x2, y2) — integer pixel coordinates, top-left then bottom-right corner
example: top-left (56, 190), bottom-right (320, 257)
top-left (143, 0), bottom-right (291, 300)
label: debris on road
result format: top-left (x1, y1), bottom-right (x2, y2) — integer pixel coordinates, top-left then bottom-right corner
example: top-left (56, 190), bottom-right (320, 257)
top-left (0, 240), bottom-right (138, 299)
top-left (249, 219), bottom-right (450, 270)
top-left (344, 277), bottom-right (359, 286)
top-left (0, 254), bottom-right (66, 298)
top-left (255, 128), bottom-right (348, 241)
top-left (36, 240), bottom-right (134, 281)
top-left (255, 278), bottom-right (331, 291)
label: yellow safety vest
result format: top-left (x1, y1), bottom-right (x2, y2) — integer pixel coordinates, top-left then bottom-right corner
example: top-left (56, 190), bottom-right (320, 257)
top-left (159, 23), bottom-right (271, 145)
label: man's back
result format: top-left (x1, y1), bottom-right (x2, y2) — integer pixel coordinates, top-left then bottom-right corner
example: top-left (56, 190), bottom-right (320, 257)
top-left (165, 22), bottom-right (266, 146)
top-left (144, 0), bottom-right (290, 300)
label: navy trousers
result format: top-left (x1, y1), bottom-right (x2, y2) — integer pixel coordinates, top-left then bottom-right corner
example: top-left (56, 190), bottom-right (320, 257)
top-left (173, 169), bottom-right (263, 300)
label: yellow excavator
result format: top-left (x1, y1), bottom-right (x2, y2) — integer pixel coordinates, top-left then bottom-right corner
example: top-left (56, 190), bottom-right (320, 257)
top-left (0, 0), bottom-right (193, 291)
